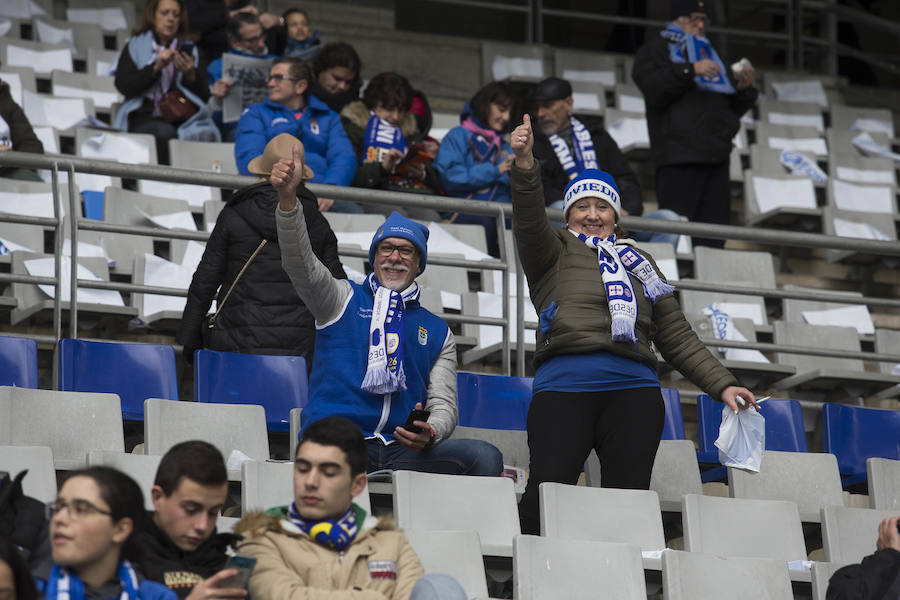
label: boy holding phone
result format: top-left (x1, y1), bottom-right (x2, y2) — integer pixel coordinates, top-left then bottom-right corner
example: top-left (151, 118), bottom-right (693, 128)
top-left (235, 416), bottom-right (466, 600)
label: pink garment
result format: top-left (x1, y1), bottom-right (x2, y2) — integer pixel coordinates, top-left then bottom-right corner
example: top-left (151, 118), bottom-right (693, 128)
top-left (461, 117), bottom-right (502, 154)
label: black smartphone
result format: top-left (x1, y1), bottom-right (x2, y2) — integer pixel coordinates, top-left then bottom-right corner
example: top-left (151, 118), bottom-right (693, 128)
top-left (180, 41), bottom-right (195, 55)
top-left (218, 555), bottom-right (256, 589)
top-left (403, 409), bottom-right (430, 434)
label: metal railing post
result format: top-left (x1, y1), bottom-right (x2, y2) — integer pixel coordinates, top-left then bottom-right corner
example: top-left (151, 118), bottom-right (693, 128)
top-left (496, 204), bottom-right (511, 376)
top-left (50, 163), bottom-right (63, 345)
top-left (66, 164), bottom-right (79, 339)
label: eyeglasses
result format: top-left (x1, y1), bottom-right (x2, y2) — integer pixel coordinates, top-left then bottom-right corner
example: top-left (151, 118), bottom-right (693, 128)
top-left (377, 243), bottom-right (417, 258)
top-left (239, 33), bottom-right (265, 45)
top-left (268, 74), bottom-right (300, 83)
top-left (46, 498), bottom-right (113, 521)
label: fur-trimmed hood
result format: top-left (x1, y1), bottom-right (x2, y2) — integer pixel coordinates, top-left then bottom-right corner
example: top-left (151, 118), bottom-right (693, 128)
top-left (341, 100), bottom-right (418, 140)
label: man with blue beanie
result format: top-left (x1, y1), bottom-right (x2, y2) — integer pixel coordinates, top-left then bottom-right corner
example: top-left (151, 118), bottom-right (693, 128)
top-left (271, 143), bottom-right (503, 476)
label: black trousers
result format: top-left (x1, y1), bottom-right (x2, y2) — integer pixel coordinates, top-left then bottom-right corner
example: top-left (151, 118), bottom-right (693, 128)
top-left (517, 387), bottom-right (665, 535)
top-left (128, 105), bottom-right (176, 165)
top-left (655, 161), bottom-right (730, 248)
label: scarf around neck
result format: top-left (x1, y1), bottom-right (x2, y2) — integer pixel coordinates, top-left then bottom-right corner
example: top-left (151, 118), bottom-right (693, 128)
top-left (44, 561), bottom-right (140, 600)
top-left (147, 36), bottom-right (179, 116)
top-left (660, 23), bottom-right (735, 94)
top-left (362, 112), bottom-right (408, 166)
top-left (572, 231), bottom-right (675, 341)
top-left (549, 116), bottom-right (599, 180)
top-left (361, 273), bottom-right (421, 394)
top-left (287, 502), bottom-right (362, 552)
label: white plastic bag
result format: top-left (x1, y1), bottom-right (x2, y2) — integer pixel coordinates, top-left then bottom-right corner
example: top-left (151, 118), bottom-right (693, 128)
top-left (715, 402), bottom-right (765, 472)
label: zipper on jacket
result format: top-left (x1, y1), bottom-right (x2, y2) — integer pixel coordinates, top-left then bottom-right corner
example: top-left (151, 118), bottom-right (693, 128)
top-left (338, 551), bottom-right (344, 563)
top-left (373, 393), bottom-right (391, 436)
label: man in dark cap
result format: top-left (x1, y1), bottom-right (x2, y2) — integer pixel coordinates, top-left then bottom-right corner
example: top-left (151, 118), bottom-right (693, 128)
top-left (632, 0), bottom-right (757, 247)
top-left (531, 76), bottom-right (679, 246)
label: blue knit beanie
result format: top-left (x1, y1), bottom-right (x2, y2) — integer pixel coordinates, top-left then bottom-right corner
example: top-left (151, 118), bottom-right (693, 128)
top-left (369, 211), bottom-right (429, 274)
top-left (562, 169), bottom-right (621, 221)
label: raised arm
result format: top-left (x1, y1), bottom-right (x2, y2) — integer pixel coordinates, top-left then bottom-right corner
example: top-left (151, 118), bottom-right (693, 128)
top-left (273, 144), bottom-right (351, 323)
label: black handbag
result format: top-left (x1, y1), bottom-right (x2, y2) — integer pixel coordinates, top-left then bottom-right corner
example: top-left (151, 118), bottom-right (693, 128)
top-left (202, 239), bottom-right (267, 346)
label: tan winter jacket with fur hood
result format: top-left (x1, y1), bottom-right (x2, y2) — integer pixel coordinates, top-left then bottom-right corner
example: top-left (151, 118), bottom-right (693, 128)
top-left (235, 508), bottom-right (424, 600)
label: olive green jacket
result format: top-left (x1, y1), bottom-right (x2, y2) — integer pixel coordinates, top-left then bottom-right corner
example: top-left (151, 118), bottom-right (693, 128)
top-left (511, 161), bottom-right (739, 400)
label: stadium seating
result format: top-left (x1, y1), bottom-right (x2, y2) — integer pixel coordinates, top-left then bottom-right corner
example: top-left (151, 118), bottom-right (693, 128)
top-left (57, 338), bottom-right (178, 421)
top-left (821, 206), bottom-right (899, 264)
top-left (647, 440), bottom-right (704, 512)
top-left (866, 457), bottom-right (900, 510)
top-left (0, 335), bottom-right (38, 388)
top-left (0, 386), bottom-right (124, 469)
top-left (810, 562), bottom-right (845, 600)
top-left (823, 403), bottom-right (900, 487)
top-left (513, 535), bottom-right (647, 600)
top-left (86, 450), bottom-right (161, 510)
top-left (0, 38), bottom-right (73, 75)
top-left (0, 444), bottom-right (56, 502)
top-left (821, 505), bottom-right (898, 564)
top-left (661, 550), bottom-right (793, 600)
top-left (404, 530), bottom-right (489, 600)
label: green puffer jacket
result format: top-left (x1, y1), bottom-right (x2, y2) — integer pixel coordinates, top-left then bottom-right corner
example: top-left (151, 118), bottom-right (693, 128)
top-left (511, 161), bottom-right (739, 400)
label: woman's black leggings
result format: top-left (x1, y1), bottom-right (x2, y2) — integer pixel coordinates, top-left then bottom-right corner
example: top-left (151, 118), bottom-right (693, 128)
top-left (517, 387), bottom-right (666, 535)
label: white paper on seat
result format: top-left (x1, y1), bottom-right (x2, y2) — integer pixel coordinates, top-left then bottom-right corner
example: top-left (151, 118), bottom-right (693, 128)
top-left (788, 560), bottom-right (814, 572)
top-left (80, 132), bottom-right (151, 165)
top-left (139, 241), bottom-right (204, 316)
top-left (618, 94), bottom-right (645, 114)
top-left (833, 217), bottom-right (891, 241)
top-left (572, 92), bottom-right (601, 111)
top-left (767, 111), bottom-right (824, 132)
top-left (135, 207), bottom-right (196, 231)
top-left (850, 117), bottom-right (893, 137)
top-left (0, 236), bottom-right (36, 254)
top-left (851, 132), bottom-right (900, 161)
top-left (32, 127), bottom-right (58, 153)
top-left (24, 256), bottom-right (124, 305)
top-left (440, 290), bottom-right (462, 311)
top-left (0, 72), bottom-right (23, 106)
top-left (716, 302), bottom-right (765, 325)
top-left (0, 0), bottom-right (43, 19)
top-left (94, 58), bottom-right (114, 77)
top-left (561, 68), bottom-right (615, 86)
top-left (771, 80), bottom-right (828, 108)
top-left (139, 180), bottom-right (214, 207)
top-left (752, 176), bottom-right (816, 213)
top-left (23, 90), bottom-right (88, 130)
top-left (35, 19), bottom-right (75, 50)
top-left (835, 166), bottom-right (894, 185)
top-left (831, 179), bottom-right (895, 214)
top-left (63, 240), bottom-right (111, 265)
top-left (0, 190), bottom-right (63, 218)
top-left (5, 44), bottom-right (72, 74)
top-left (475, 291), bottom-right (536, 348)
top-left (767, 136), bottom-right (827, 156)
top-left (802, 305), bottom-right (875, 335)
top-left (65, 8), bottom-right (126, 31)
top-left (52, 83), bottom-right (119, 110)
top-left (492, 56), bottom-right (543, 81)
top-left (607, 116), bottom-right (649, 150)
top-left (427, 222), bottom-right (492, 261)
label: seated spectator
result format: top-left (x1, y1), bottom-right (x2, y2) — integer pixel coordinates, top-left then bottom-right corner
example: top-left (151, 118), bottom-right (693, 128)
top-left (0, 470), bottom-right (51, 577)
top-left (433, 81), bottom-right (514, 256)
top-left (0, 77), bottom-right (43, 181)
top-left (280, 8), bottom-right (322, 61)
top-left (179, 134), bottom-right (346, 362)
top-left (233, 58), bottom-right (359, 211)
top-left (0, 537), bottom-right (38, 600)
top-left (207, 12), bottom-right (278, 141)
top-left (186, 1), bottom-right (279, 72)
top-left (133, 441), bottom-right (245, 600)
top-left (36, 467), bottom-right (176, 600)
top-left (531, 76), bottom-right (681, 247)
top-left (235, 416), bottom-right (467, 600)
top-left (114, 0), bottom-right (218, 165)
top-left (308, 42), bottom-right (362, 114)
top-left (827, 515), bottom-right (900, 600)
top-left (273, 157), bottom-right (503, 476)
top-left (340, 72), bottom-right (442, 217)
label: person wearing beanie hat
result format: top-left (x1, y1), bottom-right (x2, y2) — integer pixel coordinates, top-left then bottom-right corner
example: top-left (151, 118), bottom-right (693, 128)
top-left (176, 132), bottom-right (346, 365)
top-left (269, 143), bottom-right (503, 478)
top-left (632, 0), bottom-right (757, 248)
top-left (530, 76), bottom-right (680, 247)
top-left (507, 114), bottom-right (758, 536)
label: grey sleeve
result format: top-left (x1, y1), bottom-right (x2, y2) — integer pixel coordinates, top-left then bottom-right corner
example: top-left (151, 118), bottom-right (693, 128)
top-left (276, 205), bottom-right (351, 324)
top-left (424, 328), bottom-right (458, 442)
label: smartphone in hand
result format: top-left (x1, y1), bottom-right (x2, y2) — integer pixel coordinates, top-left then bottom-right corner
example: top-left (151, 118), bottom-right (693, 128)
top-left (217, 555), bottom-right (256, 589)
top-left (179, 41), bottom-right (195, 55)
top-left (403, 409), bottom-right (430, 434)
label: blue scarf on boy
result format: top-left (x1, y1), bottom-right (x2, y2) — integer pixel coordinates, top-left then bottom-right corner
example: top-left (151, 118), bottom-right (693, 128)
top-left (661, 23), bottom-right (735, 94)
top-left (287, 502), bottom-right (361, 552)
top-left (362, 113), bottom-right (408, 166)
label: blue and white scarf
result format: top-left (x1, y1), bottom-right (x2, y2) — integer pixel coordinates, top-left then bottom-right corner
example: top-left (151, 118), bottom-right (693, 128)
top-left (288, 502), bottom-right (360, 552)
top-left (549, 116), bottom-right (599, 180)
top-left (146, 37), bottom-right (179, 117)
top-left (573, 232), bottom-right (674, 341)
top-left (43, 561), bottom-right (140, 600)
top-left (362, 113), bottom-right (408, 167)
top-left (661, 23), bottom-right (734, 94)
top-left (362, 273), bottom-right (420, 394)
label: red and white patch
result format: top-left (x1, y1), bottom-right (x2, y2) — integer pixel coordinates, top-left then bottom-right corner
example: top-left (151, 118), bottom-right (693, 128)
top-left (368, 560), bottom-right (398, 580)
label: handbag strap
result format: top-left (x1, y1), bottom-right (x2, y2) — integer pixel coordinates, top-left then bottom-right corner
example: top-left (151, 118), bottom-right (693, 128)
top-left (209, 239), bottom-right (267, 323)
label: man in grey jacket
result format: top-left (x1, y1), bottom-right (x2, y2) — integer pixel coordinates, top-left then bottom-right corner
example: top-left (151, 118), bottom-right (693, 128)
top-left (269, 143), bottom-right (503, 477)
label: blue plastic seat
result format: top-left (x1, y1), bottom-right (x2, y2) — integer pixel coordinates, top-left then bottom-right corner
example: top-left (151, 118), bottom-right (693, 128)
top-left (456, 371), bottom-right (532, 430)
top-left (193, 350), bottom-right (308, 432)
top-left (696, 394), bottom-right (807, 482)
top-left (823, 403), bottom-right (900, 488)
top-left (0, 335), bottom-right (38, 388)
top-left (57, 338), bottom-right (177, 421)
top-left (660, 387), bottom-right (686, 441)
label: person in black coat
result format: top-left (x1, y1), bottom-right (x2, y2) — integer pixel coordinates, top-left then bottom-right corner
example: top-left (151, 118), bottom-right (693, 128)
top-left (177, 133), bottom-right (346, 363)
top-left (826, 515), bottom-right (900, 600)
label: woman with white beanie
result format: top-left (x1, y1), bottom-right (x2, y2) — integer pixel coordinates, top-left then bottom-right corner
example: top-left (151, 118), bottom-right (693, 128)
top-left (508, 115), bottom-right (757, 535)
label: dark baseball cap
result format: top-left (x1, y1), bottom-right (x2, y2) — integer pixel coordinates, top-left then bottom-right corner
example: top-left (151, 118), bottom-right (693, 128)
top-left (670, 0), bottom-right (707, 19)
top-left (533, 77), bottom-right (572, 102)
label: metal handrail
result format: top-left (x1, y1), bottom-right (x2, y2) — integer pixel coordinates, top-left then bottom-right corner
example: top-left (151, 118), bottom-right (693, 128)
top-left (1, 151), bottom-right (899, 374)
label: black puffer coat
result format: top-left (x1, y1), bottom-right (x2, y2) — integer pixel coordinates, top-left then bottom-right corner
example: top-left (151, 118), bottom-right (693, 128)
top-left (177, 181), bottom-right (345, 361)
